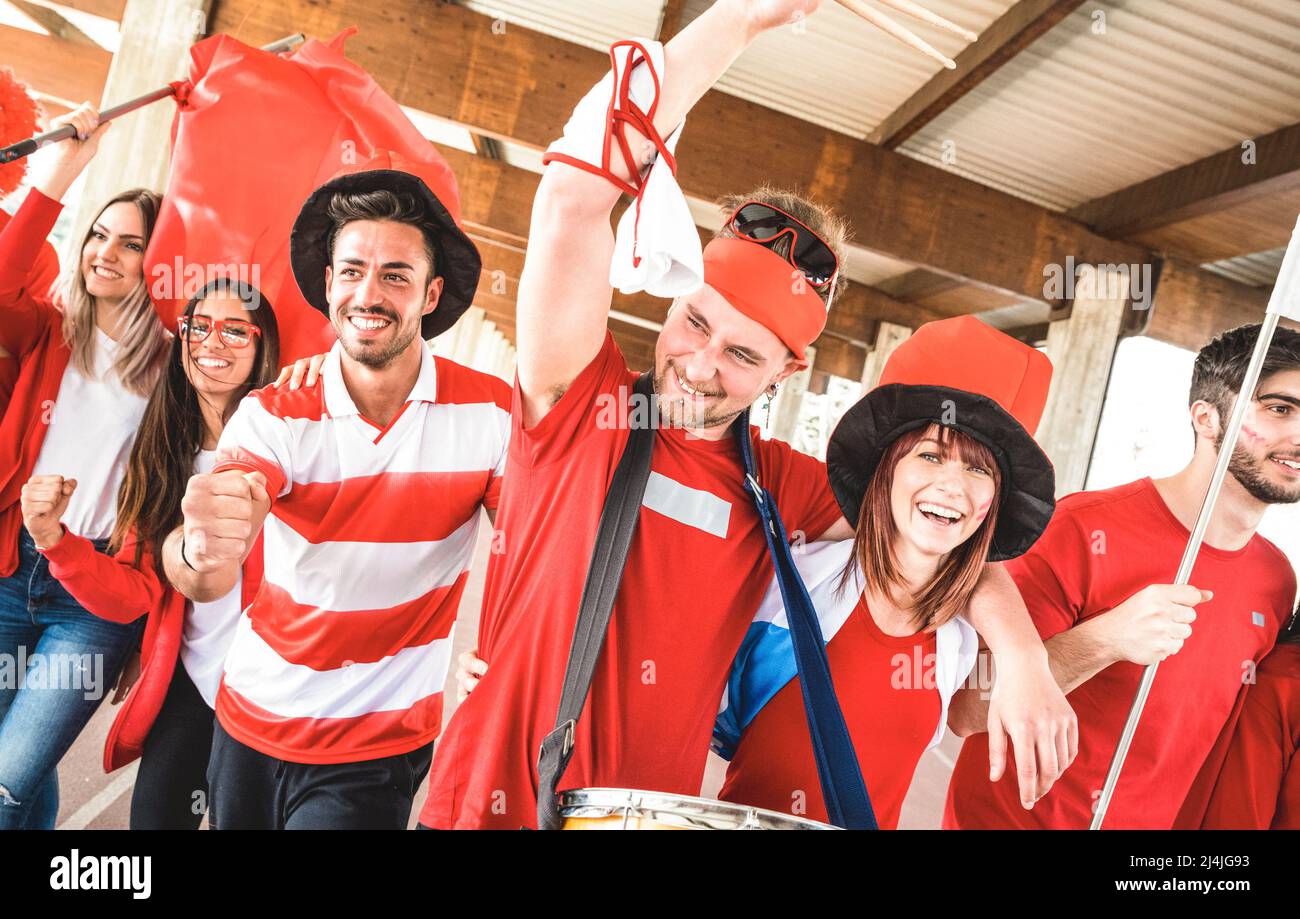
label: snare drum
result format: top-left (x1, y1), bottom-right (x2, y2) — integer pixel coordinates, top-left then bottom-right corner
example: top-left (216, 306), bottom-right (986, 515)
top-left (558, 787), bottom-right (838, 830)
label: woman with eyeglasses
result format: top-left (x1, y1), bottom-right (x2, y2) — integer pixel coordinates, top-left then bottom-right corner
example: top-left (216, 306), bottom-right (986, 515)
top-left (21, 278), bottom-right (280, 829)
top-left (0, 103), bottom-right (171, 830)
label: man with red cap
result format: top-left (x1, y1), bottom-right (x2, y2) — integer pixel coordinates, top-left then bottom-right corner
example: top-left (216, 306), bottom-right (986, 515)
top-left (944, 322), bottom-right (1300, 829)
top-left (172, 151), bottom-right (511, 829)
top-left (421, 0), bottom-right (1073, 830)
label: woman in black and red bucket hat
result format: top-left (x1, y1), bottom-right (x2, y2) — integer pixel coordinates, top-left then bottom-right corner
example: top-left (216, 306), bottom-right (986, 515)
top-left (713, 315), bottom-right (1064, 828)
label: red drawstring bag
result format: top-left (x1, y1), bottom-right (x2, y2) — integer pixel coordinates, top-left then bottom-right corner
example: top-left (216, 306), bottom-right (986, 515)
top-left (147, 28), bottom-right (466, 363)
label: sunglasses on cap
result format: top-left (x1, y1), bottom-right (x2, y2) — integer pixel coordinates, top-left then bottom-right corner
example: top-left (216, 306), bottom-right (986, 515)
top-left (178, 315), bottom-right (262, 349)
top-left (725, 201), bottom-right (840, 290)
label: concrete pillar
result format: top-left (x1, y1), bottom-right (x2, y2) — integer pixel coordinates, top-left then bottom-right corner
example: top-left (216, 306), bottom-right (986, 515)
top-left (500, 344), bottom-right (517, 382)
top-left (1037, 265), bottom-right (1130, 497)
top-left (767, 343), bottom-right (815, 443)
top-left (452, 307), bottom-right (486, 366)
top-left (430, 324), bottom-right (459, 359)
top-left (470, 320), bottom-right (497, 371)
top-left (60, 0), bottom-right (211, 267)
top-left (860, 321), bottom-right (912, 394)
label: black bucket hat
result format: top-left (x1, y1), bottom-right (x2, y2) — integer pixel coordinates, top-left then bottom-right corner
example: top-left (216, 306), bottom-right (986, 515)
top-left (826, 316), bottom-right (1056, 562)
top-left (289, 151), bottom-right (481, 340)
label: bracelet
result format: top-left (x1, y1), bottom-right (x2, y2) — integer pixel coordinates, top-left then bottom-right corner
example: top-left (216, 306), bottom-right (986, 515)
top-left (180, 535), bottom-right (198, 572)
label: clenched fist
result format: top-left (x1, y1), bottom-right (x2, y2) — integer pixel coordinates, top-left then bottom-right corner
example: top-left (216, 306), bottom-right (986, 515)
top-left (180, 469), bottom-right (269, 574)
top-left (21, 474), bottom-right (77, 549)
top-left (1099, 583), bottom-right (1212, 666)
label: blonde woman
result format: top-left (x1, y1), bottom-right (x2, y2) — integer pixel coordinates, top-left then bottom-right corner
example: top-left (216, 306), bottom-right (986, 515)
top-left (0, 103), bottom-right (169, 829)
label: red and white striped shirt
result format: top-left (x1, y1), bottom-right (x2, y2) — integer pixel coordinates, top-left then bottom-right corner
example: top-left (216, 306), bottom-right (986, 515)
top-left (212, 342), bottom-right (510, 764)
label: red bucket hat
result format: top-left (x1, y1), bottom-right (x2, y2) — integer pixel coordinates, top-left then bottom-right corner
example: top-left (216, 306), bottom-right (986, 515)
top-left (289, 150), bottom-right (482, 340)
top-left (826, 315), bottom-right (1056, 561)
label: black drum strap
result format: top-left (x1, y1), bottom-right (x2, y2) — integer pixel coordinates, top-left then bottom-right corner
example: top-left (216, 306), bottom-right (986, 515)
top-left (535, 371), bottom-right (656, 830)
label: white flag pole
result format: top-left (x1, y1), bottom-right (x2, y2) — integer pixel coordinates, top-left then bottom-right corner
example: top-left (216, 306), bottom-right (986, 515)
top-left (1091, 216), bottom-right (1300, 829)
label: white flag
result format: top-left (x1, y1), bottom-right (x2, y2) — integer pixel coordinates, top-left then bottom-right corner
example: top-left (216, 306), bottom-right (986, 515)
top-left (1267, 215), bottom-right (1300, 321)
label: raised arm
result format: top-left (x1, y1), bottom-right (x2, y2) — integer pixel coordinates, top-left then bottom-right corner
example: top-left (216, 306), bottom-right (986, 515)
top-left (0, 104), bottom-right (107, 352)
top-left (517, 0), bottom-right (822, 425)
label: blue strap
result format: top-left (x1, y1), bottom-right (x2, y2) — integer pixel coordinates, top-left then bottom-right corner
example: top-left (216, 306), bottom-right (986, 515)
top-left (735, 415), bottom-right (877, 830)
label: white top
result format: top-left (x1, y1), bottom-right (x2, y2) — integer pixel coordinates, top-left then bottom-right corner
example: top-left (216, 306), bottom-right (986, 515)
top-left (714, 539), bottom-right (981, 759)
top-left (180, 448), bottom-right (243, 709)
top-left (31, 328), bottom-right (149, 541)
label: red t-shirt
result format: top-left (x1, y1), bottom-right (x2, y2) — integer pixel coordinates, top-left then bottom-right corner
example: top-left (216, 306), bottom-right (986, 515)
top-left (1194, 641), bottom-right (1300, 829)
top-left (419, 332), bottom-right (842, 829)
top-left (944, 478), bottom-right (1297, 829)
top-left (718, 594), bottom-right (939, 828)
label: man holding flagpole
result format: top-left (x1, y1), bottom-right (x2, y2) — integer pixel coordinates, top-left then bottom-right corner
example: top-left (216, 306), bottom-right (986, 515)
top-left (945, 320), bottom-right (1300, 829)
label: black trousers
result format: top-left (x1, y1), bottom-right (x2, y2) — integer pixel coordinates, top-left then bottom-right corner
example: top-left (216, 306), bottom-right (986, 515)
top-left (130, 664), bottom-right (214, 830)
top-left (207, 720), bottom-right (433, 830)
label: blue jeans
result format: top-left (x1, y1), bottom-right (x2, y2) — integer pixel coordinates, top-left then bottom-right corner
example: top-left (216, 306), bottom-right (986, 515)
top-left (0, 529), bottom-right (139, 830)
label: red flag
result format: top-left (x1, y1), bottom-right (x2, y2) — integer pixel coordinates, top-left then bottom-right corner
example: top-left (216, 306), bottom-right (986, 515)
top-left (147, 29), bottom-right (462, 362)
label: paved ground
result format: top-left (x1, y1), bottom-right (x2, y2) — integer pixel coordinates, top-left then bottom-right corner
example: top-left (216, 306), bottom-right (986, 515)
top-left (54, 521), bottom-right (958, 829)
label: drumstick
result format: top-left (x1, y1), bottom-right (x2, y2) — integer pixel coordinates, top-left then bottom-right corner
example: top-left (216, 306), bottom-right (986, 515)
top-left (834, 0), bottom-right (958, 69)
top-left (876, 0), bottom-right (977, 42)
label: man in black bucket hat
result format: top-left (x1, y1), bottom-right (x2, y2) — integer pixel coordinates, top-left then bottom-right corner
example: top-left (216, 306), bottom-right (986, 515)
top-left (172, 150), bottom-right (513, 829)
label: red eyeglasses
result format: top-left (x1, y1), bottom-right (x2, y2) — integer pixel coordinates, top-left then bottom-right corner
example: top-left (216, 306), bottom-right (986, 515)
top-left (725, 201), bottom-right (840, 290)
top-left (178, 315), bottom-right (262, 349)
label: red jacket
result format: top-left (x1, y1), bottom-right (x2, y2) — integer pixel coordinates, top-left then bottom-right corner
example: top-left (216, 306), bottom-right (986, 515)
top-left (0, 189), bottom-right (74, 577)
top-left (41, 526), bottom-right (263, 771)
top-left (0, 206), bottom-right (60, 412)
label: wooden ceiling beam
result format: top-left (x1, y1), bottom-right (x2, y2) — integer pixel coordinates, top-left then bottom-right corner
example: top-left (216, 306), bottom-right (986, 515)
top-left (46, 0), bottom-right (125, 20)
top-left (439, 143), bottom-right (932, 342)
top-left (869, 0), bottom-right (1087, 149)
top-left (1068, 120), bottom-right (1300, 247)
top-left (0, 23), bottom-right (111, 106)
top-left (210, 0), bottom-right (1145, 303)
top-left (10, 0), bottom-right (100, 46)
top-left (656, 0), bottom-right (690, 42)
top-left (210, 0), bottom-right (1268, 352)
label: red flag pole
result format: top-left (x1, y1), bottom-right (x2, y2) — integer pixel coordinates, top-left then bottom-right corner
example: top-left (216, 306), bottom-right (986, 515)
top-left (0, 33), bottom-right (304, 165)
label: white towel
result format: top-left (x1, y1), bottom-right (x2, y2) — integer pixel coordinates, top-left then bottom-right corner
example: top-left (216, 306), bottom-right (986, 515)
top-left (544, 39), bottom-right (704, 299)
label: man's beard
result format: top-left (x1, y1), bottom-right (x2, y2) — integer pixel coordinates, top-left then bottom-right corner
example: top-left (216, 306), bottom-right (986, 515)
top-left (334, 309), bottom-right (420, 370)
top-left (1217, 430), bottom-right (1300, 505)
top-left (652, 363), bottom-right (744, 430)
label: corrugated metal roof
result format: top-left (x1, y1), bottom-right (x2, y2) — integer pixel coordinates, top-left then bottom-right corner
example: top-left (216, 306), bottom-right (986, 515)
top-left (1201, 246), bottom-right (1284, 287)
top-left (899, 0), bottom-right (1300, 211)
top-left (461, 0), bottom-right (1016, 140)
top-left (688, 0), bottom-right (1018, 138)
top-left (458, 0), bottom-right (664, 52)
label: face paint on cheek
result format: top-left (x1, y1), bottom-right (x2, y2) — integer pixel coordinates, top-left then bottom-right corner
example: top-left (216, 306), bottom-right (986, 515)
top-left (1239, 425), bottom-right (1266, 448)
